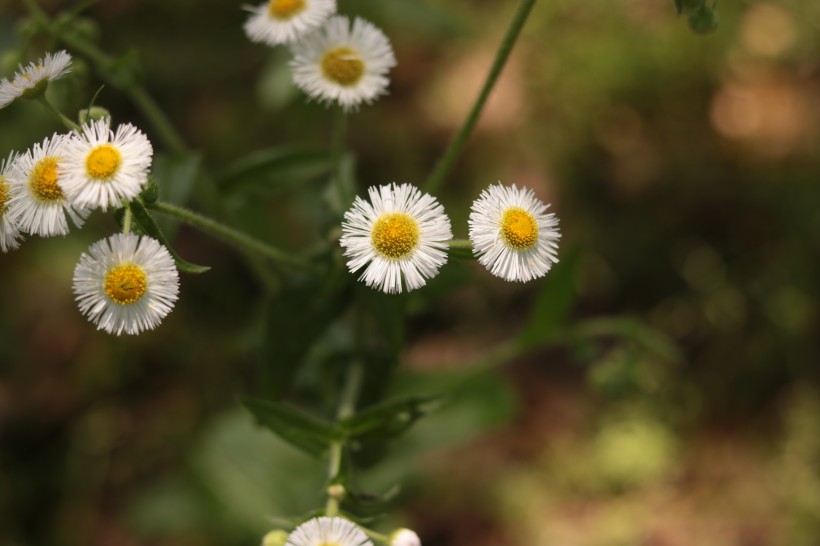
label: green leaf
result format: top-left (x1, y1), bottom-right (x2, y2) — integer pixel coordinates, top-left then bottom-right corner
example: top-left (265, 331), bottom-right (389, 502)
top-left (341, 394), bottom-right (445, 443)
top-left (128, 199), bottom-right (211, 274)
top-left (519, 245), bottom-right (579, 349)
top-left (240, 396), bottom-right (344, 458)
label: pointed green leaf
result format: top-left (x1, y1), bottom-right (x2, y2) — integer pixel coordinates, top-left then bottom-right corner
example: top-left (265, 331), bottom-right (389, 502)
top-left (240, 395), bottom-right (343, 458)
top-left (519, 246), bottom-right (579, 349)
top-left (340, 394), bottom-right (446, 443)
top-left (128, 199), bottom-right (211, 274)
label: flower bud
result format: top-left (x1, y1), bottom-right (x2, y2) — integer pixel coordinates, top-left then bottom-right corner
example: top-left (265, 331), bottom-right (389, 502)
top-left (79, 106), bottom-right (111, 125)
top-left (390, 528), bottom-right (421, 546)
top-left (261, 529), bottom-right (289, 546)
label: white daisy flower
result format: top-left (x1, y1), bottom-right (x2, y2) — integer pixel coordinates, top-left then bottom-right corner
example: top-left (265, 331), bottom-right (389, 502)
top-left (244, 0), bottom-right (336, 46)
top-left (0, 50), bottom-right (72, 109)
top-left (60, 119), bottom-right (153, 211)
top-left (390, 529), bottom-right (421, 546)
top-left (0, 152), bottom-right (24, 252)
top-left (468, 183), bottom-right (561, 282)
top-left (286, 517), bottom-right (372, 546)
top-left (5, 133), bottom-right (88, 237)
top-left (290, 15), bottom-right (396, 112)
top-left (340, 183), bottom-right (452, 294)
top-left (73, 233), bottom-right (180, 336)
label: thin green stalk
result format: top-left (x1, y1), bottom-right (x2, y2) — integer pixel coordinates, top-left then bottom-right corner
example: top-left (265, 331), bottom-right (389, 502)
top-left (36, 96), bottom-right (81, 131)
top-left (325, 360), bottom-right (363, 516)
top-left (148, 200), bottom-right (310, 270)
top-left (122, 204), bottom-right (133, 234)
top-left (331, 108), bottom-right (352, 207)
top-left (448, 238), bottom-right (472, 250)
top-left (424, 0), bottom-right (537, 194)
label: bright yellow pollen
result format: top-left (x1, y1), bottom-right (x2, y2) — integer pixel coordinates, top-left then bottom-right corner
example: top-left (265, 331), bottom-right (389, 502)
top-left (268, 0), bottom-right (305, 19)
top-left (501, 207), bottom-right (538, 250)
top-left (104, 264), bottom-right (148, 305)
top-left (29, 157), bottom-right (64, 202)
top-left (85, 144), bottom-right (122, 180)
top-left (0, 177), bottom-right (8, 215)
top-left (321, 47), bottom-right (365, 86)
top-left (371, 212), bottom-right (419, 259)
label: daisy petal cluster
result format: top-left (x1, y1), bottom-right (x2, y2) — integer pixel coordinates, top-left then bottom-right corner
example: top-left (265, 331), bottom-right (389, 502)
top-left (340, 183), bottom-right (452, 294)
top-left (60, 118), bottom-right (154, 211)
top-left (469, 183), bottom-right (561, 282)
top-left (290, 15), bottom-right (396, 112)
top-left (0, 50), bottom-right (72, 109)
top-left (5, 133), bottom-right (88, 237)
top-left (244, 0), bottom-right (337, 46)
top-left (0, 152), bottom-right (23, 252)
top-left (286, 517), bottom-right (372, 546)
top-left (73, 233), bottom-right (180, 336)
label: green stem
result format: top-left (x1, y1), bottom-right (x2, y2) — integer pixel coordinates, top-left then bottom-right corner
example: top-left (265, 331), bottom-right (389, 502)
top-left (325, 360), bottom-right (363, 516)
top-left (147, 201), bottom-right (310, 270)
top-left (122, 204), bottom-right (133, 234)
top-left (331, 108), bottom-right (352, 207)
top-left (36, 96), bottom-right (81, 131)
top-left (424, 0), bottom-right (537, 194)
top-left (448, 238), bottom-right (472, 249)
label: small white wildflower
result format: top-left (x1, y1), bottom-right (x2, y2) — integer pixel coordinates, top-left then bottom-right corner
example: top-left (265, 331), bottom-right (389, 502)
top-left (60, 118), bottom-right (153, 211)
top-left (5, 133), bottom-right (88, 237)
top-left (0, 152), bottom-right (24, 252)
top-left (340, 183), bottom-right (452, 294)
top-left (468, 183), bottom-right (561, 282)
top-left (0, 50), bottom-right (72, 109)
top-left (73, 233), bottom-right (180, 336)
top-left (244, 0), bottom-right (337, 46)
top-left (290, 16), bottom-right (396, 112)
top-left (286, 517), bottom-right (372, 546)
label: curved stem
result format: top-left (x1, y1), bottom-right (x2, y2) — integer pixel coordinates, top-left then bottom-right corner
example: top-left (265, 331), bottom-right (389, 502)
top-left (424, 0), bottom-right (537, 194)
top-left (122, 204), bottom-right (133, 234)
top-left (147, 200), bottom-right (311, 271)
top-left (36, 96), bottom-right (81, 131)
top-left (325, 360), bottom-right (363, 516)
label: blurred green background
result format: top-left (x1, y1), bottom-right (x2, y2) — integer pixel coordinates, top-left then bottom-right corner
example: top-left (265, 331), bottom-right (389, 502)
top-left (1, 0), bottom-right (819, 545)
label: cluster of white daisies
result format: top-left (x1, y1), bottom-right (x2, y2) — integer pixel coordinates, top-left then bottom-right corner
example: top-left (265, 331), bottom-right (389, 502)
top-left (0, 51), bottom-right (179, 336)
top-left (264, 516), bottom-right (420, 546)
top-left (243, 0), bottom-right (396, 111)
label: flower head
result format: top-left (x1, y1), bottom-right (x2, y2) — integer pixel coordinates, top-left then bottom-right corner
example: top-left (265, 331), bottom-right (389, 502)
top-left (0, 50), bottom-right (72, 109)
top-left (290, 16), bottom-right (396, 112)
top-left (0, 152), bottom-right (24, 252)
top-left (5, 133), bottom-right (88, 237)
top-left (390, 529), bottom-right (421, 546)
top-left (286, 517), bottom-right (372, 546)
top-left (468, 183), bottom-right (560, 282)
top-left (341, 183), bottom-right (452, 294)
top-left (60, 119), bottom-right (153, 211)
top-left (73, 233), bottom-right (180, 335)
top-left (244, 0), bottom-right (337, 46)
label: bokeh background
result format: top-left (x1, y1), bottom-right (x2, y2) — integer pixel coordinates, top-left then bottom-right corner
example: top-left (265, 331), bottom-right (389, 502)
top-left (1, 0), bottom-right (819, 545)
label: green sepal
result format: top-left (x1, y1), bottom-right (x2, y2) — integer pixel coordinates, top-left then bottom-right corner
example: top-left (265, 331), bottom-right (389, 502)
top-left (340, 394), bottom-right (445, 444)
top-left (139, 176), bottom-right (159, 204)
top-left (128, 199), bottom-right (211, 274)
top-left (240, 395), bottom-right (344, 458)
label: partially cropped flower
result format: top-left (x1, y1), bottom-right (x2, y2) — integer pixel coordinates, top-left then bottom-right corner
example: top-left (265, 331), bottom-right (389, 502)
top-left (290, 16), bottom-right (396, 112)
top-left (244, 0), bottom-right (336, 46)
top-left (0, 152), bottom-right (23, 252)
top-left (60, 119), bottom-right (153, 211)
top-left (0, 50), bottom-right (72, 109)
top-left (468, 183), bottom-right (560, 282)
top-left (390, 528), bottom-right (421, 546)
top-left (340, 183), bottom-right (452, 294)
top-left (73, 233), bottom-right (180, 336)
top-left (6, 133), bottom-right (87, 237)
top-left (286, 517), bottom-right (372, 546)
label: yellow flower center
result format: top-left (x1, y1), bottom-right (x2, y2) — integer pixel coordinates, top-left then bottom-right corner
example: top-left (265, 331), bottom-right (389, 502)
top-left (321, 47), bottom-right (365, 86)
top-left (29, 156), bottom-right (64, 202)
top-left (500, 207), bottom-right (538, 250)
top-left (268, 0), bottom-right (305, 19)
top-left (371, 212), bottom-right (419, 259)
top-left (104, 263), bottom-right (148, 305)
top-left (0, 177), bottom-right (8, 215)
top-left (85, 144), bottom-right (122, 180)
